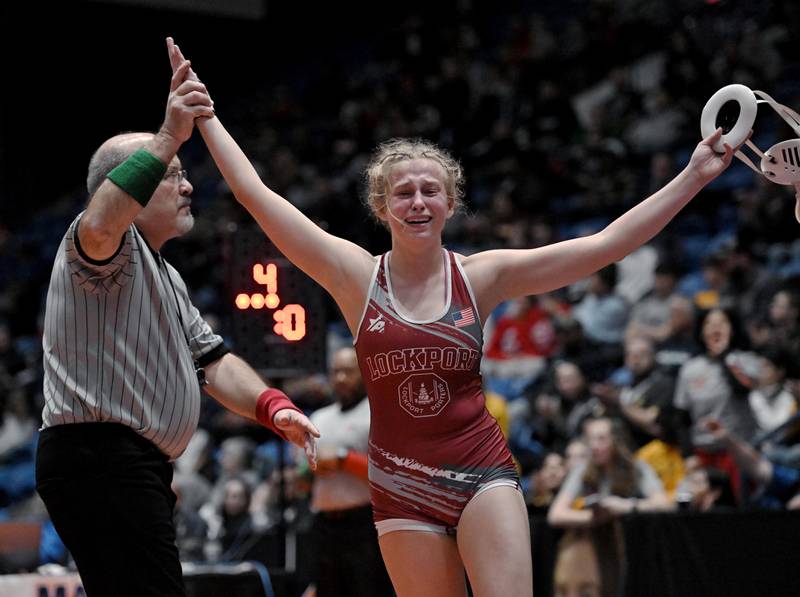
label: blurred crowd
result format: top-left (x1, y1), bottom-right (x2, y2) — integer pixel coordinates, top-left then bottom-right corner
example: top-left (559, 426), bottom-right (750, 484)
top-left (1, 0), bottom-right (800, 593)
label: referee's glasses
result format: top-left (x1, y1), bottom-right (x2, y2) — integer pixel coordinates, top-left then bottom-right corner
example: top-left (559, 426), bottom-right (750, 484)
top-left (164, 169), bottom-right (188, 183)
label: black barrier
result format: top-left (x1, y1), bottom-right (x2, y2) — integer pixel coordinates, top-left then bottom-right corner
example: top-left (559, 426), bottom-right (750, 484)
top-left (232, 512), bottom-right (800, 596)
top-left (530, 515), bottom-right (561, 597)
top-left (530, 510), bottom-right (800, 597)
top-left (622, 510), bottom-right (800, 597)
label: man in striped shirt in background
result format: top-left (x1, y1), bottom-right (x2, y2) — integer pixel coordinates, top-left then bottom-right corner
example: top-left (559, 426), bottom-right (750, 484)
top-left (35, 56), bottom-right (319, 597)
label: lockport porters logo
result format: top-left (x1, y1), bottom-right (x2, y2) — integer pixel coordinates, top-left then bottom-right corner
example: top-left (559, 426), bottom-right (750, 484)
top-left (398, 373), bottom-right (451, 417)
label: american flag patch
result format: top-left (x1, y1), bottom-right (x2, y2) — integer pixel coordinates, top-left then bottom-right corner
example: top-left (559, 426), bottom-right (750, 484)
top-left (452, 307), bottom-right (475, 327)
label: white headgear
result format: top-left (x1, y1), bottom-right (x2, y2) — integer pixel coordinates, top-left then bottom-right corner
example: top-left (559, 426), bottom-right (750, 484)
top-left (701, 84), bottom-right (800, 186)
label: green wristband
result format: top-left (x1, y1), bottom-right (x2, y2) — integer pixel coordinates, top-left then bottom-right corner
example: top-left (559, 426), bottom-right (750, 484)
top-left (106, 148), bottom-right (167, 205)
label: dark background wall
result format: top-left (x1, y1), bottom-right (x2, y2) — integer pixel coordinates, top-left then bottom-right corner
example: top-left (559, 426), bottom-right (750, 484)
top-left (0, 0), bottom-right (449, 221)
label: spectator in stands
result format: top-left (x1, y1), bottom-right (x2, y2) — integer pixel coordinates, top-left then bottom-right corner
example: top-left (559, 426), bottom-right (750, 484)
top-left (248, 459), bottom-right (312, 534)
top-left (653, 295), bottom-right (699, 374)
top-left (205, 477), bottom-right (264, 562)
top-left (748, 344), bottom-right (797, 435)
top-left (625, 261), bottom-right (680, 344)
top-left (524, 451), bottom-right (567, 516)
top-left (570, 264), bottom-right (629, 379)
top-left (554, 361), bottom-right (601, 440)
top-left (482, 294), bottom-right (566, 400)
top-left (702, 417), bottom-right (800, 510)
top-left (172, 430), bottom-right (214, 513)
top-left (172, 477), bottom-right (209, 562)
top-left (564, 438), bottom-right (590, 474)
top-left (592, 336), bottom-right (683, 496)
top-left (550, 317), bottom-right (600, 382)
top-left (206, 436), bottom-right (260, 510)
top-left (753, 290), bottom-right (800, 357)
top-left (674, 308), bottom-right (759, 498)
top-left (691, 253), bottom-right (731, 311)
top-left (615, 244), bottom-right (659, 306)
top-left (681, 466), bottom-right (737, 512)
top-left (514, 360), bottom-right (596, 460)
top-left (548, 416), bottom-right (670, 529)
top-left (592, 336), bottom-right (677, 450)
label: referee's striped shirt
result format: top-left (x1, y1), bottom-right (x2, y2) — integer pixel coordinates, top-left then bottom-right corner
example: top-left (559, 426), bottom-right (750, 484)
top-left (41, 213), bottom-right (226, 459)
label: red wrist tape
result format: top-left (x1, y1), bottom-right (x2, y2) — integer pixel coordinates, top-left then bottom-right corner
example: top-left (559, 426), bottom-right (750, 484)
top-left (256, 388), bottom-right (302, 439)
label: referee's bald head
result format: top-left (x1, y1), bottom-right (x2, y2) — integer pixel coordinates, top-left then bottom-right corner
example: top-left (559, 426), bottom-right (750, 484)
top-left (86, 132), bottom-right (154, 199)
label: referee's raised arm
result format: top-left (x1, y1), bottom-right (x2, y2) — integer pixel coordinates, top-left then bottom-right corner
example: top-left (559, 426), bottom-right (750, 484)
top-left (78, 57), bottom-right (213, 260)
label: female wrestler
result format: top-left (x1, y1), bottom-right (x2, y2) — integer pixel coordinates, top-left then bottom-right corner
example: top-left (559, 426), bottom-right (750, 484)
top-left (167, 38), bottom-right (739, 597)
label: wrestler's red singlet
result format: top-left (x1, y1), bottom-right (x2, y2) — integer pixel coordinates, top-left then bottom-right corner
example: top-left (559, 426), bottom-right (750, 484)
top-left (354, 249), bottom-right (518, 528)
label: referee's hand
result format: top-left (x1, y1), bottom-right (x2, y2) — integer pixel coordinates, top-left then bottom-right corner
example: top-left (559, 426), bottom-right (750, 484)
top-left (274, 408), bottom-right (320, 469)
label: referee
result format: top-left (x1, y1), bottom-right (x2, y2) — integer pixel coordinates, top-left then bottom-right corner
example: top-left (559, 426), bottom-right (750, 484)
top-left (35, 57), bottom-right (319, 596)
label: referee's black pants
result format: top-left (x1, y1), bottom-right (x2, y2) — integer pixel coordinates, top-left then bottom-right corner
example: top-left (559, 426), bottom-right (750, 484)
top-left (36, 422), bottom-right (185, 597)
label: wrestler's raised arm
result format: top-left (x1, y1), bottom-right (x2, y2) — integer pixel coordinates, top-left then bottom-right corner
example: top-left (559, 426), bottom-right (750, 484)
top-left (461, 128), bottom-right (741, 320)
top-left (166, 38), bottom-right (375, 332)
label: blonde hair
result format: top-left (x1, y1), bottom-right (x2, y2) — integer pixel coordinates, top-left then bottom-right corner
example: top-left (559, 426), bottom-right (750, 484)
top-left (364, 138), bottom-right (465, 225)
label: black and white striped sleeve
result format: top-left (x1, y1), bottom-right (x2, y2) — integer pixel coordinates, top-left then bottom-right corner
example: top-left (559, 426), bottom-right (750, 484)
top-left (66, 214), bottom-right (135, 295)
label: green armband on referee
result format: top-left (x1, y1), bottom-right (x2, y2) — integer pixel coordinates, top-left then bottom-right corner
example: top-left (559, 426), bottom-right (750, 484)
top-left (106, 148), bottom-right (167, 205)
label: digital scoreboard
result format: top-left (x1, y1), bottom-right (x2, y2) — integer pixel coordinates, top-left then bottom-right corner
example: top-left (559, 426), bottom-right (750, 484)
top-left (227, 226), bottom-right (327, 377)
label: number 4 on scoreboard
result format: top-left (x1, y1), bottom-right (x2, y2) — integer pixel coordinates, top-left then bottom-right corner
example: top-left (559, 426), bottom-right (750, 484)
top-left (234, 263), bottom-right (307, 341)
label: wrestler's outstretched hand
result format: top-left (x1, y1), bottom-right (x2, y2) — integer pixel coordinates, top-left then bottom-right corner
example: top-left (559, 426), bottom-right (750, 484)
top-left (687, 127), bottom-right (747, 185)
top-left (165, 36), bottom-right (214, 124)
top-left (167, 37), bottom-right (199, 80)
top-left (160, 53), bottom-right (215, 143)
